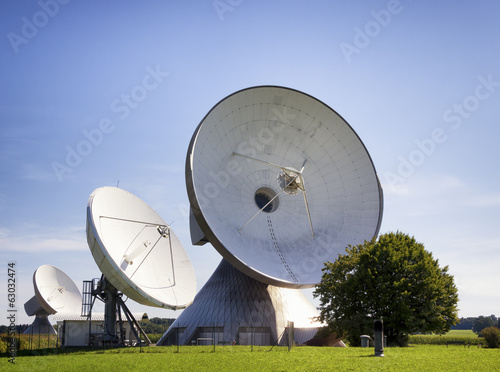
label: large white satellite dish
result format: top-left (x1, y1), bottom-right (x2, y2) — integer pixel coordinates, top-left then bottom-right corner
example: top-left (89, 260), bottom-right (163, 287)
top-left (24, 265), bottom-right (82, 334)
top-left (86, 186), bottom-right (196, 310)
top-left (187, 86), bottom-right (383, 288)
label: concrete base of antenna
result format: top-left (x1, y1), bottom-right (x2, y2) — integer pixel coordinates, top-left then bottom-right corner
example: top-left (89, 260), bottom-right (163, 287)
top-left (157, 259), bottom-right (322, 346)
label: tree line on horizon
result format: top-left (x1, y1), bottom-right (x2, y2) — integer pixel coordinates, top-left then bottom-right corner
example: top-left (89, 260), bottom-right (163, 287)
top-left (451, 315), bottom-right (499, 333)
top-left (2, 315), bottom-right (498, 336)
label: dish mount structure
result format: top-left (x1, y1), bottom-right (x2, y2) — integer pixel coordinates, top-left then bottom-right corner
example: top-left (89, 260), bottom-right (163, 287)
top-left (158, 85), bottom-right (383, 346)
top-left (85, 187), bottom-right (196, 346)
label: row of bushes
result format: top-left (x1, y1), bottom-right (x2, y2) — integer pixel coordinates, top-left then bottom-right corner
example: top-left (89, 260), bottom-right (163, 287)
top-left (0, 333), bottom-right (59, 353)
top-left (145, 334), bottom-right (163, 344)
top-left (0, 333), bottom-right (161, 353)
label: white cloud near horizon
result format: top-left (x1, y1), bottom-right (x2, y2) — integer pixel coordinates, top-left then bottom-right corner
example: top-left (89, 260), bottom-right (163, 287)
top-left (0, 227), bottom-right (87, 253)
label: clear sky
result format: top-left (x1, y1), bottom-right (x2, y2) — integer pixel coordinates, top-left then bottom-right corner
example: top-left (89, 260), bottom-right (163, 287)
top-left (1, 1), bottom-right (499, 325)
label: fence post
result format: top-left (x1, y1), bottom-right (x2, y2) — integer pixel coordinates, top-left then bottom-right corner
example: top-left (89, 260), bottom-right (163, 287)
top-left (177, 325), bottom-right (179, 353)
top-left (288, 321), bottom-right (294, 351)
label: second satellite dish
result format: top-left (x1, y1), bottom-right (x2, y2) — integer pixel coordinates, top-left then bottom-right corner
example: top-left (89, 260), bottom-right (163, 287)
top-left (86, 187), bottom-right (196, 309)
top-left (187, 86), bottom-right (383, 288)
top-left (24, 264), bottom-right (81, 318)
top-left (24, 265), bottom-right (82, 334)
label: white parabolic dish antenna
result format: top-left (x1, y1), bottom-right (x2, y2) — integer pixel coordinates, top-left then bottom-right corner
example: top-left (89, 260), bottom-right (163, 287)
top-left (86, 187), bottom-right (196, 309)
top-left (187, 86), bottom-right (383, 288)
top-left (29, 265), bottom-right (81, 315)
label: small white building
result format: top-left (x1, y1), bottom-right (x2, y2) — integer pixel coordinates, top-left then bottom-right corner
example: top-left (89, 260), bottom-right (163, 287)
top-left (54, 313), bottom-right (147, 347)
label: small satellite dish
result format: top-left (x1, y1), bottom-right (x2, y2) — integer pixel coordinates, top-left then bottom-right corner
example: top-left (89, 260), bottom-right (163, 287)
top-left (32, 265), bottom-right (82, 315)
top-left (187, 86), bottom-right (383, 288)
top-left (24, 265), bottom-right (82, 334)
top-left (86, 186), bottom-right (196, 310)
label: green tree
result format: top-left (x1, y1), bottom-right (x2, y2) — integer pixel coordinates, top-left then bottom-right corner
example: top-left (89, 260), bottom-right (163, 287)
top-left (139, 317), bottom-right (175, 334)
top-left (473, 316), bottom-right (496, 334)
top-left (451, 317), bottom-right (474, 330)
top-left (479, 327), bottom-right (500, 348)
top-left (314, 232), bottom-right (459, 346)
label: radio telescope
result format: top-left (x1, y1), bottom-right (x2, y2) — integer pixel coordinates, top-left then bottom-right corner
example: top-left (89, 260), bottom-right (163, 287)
top-left (159, 86), bottom-right (383, 346)
top-left (86, 187), bottom-right (196, 344)
top-left (24, 265), bottom-right (82, 335)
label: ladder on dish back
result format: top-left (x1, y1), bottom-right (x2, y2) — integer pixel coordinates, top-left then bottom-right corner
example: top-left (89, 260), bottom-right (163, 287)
top-left (81, 280), bottom-right (93, 317)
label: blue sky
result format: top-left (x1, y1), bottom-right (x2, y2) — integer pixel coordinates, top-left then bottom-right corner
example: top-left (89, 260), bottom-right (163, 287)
top-left (1, 0), bottom-right (499, 325)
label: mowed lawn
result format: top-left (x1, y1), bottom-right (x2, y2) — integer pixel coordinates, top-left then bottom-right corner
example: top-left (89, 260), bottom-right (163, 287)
top-left (5, 344), bottom-right (500, 371)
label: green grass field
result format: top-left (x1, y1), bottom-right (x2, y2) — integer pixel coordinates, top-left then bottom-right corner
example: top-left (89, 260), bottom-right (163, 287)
top-left (3, 330), bottom-right (497, 371)
top-left (4, 344), bottom-right (500, 371)
top-left (445, 330), bottom-right (476, 336)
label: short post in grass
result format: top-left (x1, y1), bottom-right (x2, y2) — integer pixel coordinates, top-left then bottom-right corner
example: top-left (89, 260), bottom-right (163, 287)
top-left (374, 319), bottom-right (384, 357)
top-left (251, 324), bottom-right (253, 352)
top-left (176, 325), bottom-right (179, 353)
top-left (288, 321), bottom-right (294, 351)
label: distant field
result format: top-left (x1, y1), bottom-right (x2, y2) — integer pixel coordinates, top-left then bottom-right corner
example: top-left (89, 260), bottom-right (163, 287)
top-left (409, 329), bottom-right (482, 346)
top-left (447, 330), bottom-right (476, 336)
top-left (4, 345), bottom-right (500, 371)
